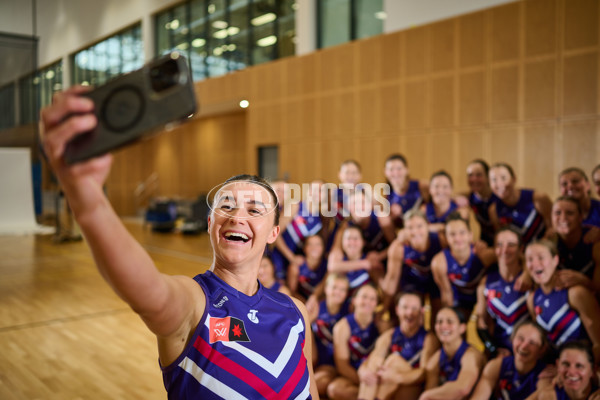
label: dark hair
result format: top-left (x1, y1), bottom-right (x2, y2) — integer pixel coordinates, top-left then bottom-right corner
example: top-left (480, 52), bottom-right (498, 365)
top-left (438, 306), bottom-right (467, 324)
top-left (468, 159), bottom-right (490, 176)
top-left (491, 162), bottom-right (516, 179)
top-left (511, 320), bottom-right (548, 349)
top-left (495, 226), bottom-right (523, 248)
top-left (223, 174), bottom-right (280, 225)
top-left (558, 340), bottom-right (595, 367)
top-left (554, 195), bottom-right (582, 215)
top-left (446, 210), bottom-right (470, 230)
top-left (385, 153), bottom-right (408, 167)
top-left (340, 159), bottom-right (362, 172)
top-left (559, 167), bottom-right (589, 182)
top-left (430, 169), bottom-right (453, 186)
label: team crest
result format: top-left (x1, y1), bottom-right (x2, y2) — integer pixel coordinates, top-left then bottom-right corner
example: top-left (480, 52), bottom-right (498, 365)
top-left (209, 316), bottom-right (251, 343)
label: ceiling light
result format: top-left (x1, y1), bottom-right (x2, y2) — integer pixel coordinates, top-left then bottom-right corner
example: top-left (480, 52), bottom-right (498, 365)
top-left (192, 38), bottom-right (206, 48)
top-left (251, 13), bottom-right (276, 26)
top-left (257, 35), bottom-right (277, 47)
top-left (375, 11), bottom-right (387, 20)
top-left (239, 100), bottom-right (249, 108)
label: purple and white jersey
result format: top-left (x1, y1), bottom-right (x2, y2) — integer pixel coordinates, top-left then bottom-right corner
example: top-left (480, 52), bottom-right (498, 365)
top-left (533, 287), bottom-right (588, 346)
top-left (162, 271), bottom-right (311, 399)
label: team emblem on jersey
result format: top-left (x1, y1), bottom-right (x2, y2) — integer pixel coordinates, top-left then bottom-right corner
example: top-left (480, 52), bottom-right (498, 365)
top-left (247, 309), bottom-right (259, 323)
top-left (209, 316), bottom-right (251, 343)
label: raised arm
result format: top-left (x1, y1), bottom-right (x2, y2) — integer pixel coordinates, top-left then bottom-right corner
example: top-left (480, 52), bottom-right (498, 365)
top-left (40, 88), bottom-right (204, 365)
top-left (431, 252), bottom-right (454, 307)
top-left (380, 239), bottom-right (404, 299)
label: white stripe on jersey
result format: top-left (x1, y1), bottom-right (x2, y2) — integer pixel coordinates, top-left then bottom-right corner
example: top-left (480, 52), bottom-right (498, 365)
top-left (204, 316), bottom-right (304, 378)
top-left (349, 272), bottom-right (370, 288)
top-left (292, 378), bottom-right (311, 400)
top-left (557, 318), bottom-right (581, 345)
top-left (536, 303), bottom-right (569, 331)
top-left (179, 356), bottom-right (248, 400)
top-left (489, 294), bottom-right (527, 315)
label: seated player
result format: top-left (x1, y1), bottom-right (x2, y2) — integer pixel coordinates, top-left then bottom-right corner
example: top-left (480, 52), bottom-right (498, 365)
top-left (558, 167), bottom-right (600, 229)
top-left (525, 240), bottom-right (600, 363)
top-left (420, 307), bottom-right (485, 400)
top-left (288, 234), bottom-right (328, 302)
top-left (470, 320), bottom-right (552, 399)
top-left (357, 292), bottom-right (438, 400)
top-left (258, 255), bottom-right (291, 295)
top-left (328, 284), bottom-right (381, 400)
top-left (310, 273), bottom-right (351, 397)
top-left (463, 159), bottom-right (498, 247)
top-left (421, 170), bottom-right (470, 234)
top-left (431, 212), bottom-right (496, 318)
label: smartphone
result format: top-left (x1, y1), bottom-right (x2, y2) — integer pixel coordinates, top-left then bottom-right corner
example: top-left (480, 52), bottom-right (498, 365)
top-left (64, 52), bottom-right (197, 164)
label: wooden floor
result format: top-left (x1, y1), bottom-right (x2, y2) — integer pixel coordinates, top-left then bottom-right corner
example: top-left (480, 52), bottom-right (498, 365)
top-left (0, 219), bottom-right (213, 400)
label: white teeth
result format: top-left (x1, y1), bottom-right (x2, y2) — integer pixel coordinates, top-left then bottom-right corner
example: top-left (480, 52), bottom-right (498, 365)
top-left (225, 232), bottom-right (249, 240)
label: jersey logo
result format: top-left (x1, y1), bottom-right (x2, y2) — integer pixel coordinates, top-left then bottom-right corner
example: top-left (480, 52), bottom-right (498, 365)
top-left (247, 309), bottom-right (259, 323)
top-left (213, 295), bottom-right (229, 308)
top-left (209, 316), bottom-right (251, 343)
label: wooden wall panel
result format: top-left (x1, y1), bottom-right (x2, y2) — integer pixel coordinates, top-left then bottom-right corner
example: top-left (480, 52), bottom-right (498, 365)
top-left (563, 53), bottom-right (598, 116)
top-left (430, 132), bottom-right (456, 177)
top-left (491, 65), bottom-right (520, 121)
top-left (404, 134), bottom-right (430, 180)
top-left (562, 120), bottom-right (598, 172)
top-left (457, 129), bottom-right (487, 191)
top-left (358, 88), bottom-right (381, 135)
top-left (564, 0), bottom-right (598, 50)
top-left (380, 84), bottom-right (401, 133)
top-left (459, 71), bottom-right (486, 125)
top-left (431, 76), bottom-right (455, 128)
top-left (490, 126), bottom-right (520, 169)
top-left (525, 0), bottom-right (557, 57)
top-left (380, 32), bottom-right (403, 81)
top-left (522, 124), bottom-right (556, 193)
top-left (524, 59), bottom-right (556, 119)
top-left (358, 37), bottom-right (382, 85)
top-left (491, 3), bottom-right (521, 62)
top-left (430, 20), bottom-right (456, 73)
top-left (405, 27), bottom-right (428, 77)
top-left (404, 80), bottom-right (428, 129)
top-left (459, 12), bottom-right (486, 68)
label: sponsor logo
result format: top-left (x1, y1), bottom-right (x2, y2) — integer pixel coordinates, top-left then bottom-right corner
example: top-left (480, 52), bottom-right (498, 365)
top-left (247, 309), bottom-right (259, 324)
top-left (213, 295), bottom-right (229, 308)
top-left (209, 316), bottom-right (251, 343)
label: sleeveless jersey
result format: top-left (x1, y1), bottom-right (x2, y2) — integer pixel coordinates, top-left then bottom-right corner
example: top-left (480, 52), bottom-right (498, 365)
top-left (554, 383), bottom-right (599, 400)
top-left (557, 228), bottom-right (595, 280)
top-left (533, 287), bottom-right (588, 346)
top-left (400, 232), bottom-right (443, 297)
top-left (271, 201), bottom-right (323, 280)
top-left (345, 314), bottom-right (379, 369)
top-left (297, 259), bottom-right (328, 299)
top-left (484, 270), bottom-right (530, 350)
top-left (267, 280), bottom-right (282, 292)
top-left (348, 211), bottom-right (389, 253)
top-left (390, 326), bottom-right (428, 367)
top-left (469, 191), bottom-right (498, 246)
top-left (444, 248), bottom-right (488, 310)
top-left (583, 198), bottom-right (600, 228)
top-left (388, 180), bottom-right (423, 215)
top-left (439, 341), bottom-right (470, 384)
top-left (344, 254), bottom-right (371, 290)
top-left (496, 356), bottom-right (547, 400)
top-left (312, 300), bottom-right (350, 367)
top-left (161, 271), bottom-right (311, 400)
top-left (425, 200), bottom-right (458, 224)
top-left (495, 189), bottom-right (545, 245)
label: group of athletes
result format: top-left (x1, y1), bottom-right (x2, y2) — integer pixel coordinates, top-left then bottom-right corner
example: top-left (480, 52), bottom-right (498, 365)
top-left (260, 156), bottom-right (600, 400)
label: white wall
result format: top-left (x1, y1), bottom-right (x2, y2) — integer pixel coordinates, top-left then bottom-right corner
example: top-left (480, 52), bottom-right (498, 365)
top-left (0, 0), bottom-right (34, 36)
top-left (384, 0), bottom-right (517, 32)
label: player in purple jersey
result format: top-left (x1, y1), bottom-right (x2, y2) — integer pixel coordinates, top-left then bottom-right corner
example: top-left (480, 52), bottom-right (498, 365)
top-left (288, 235), bottom-right (328, 302)
top-left (422, 307), bottom-right (485, 400)
top-left (525, 240), bottom-right (600, 364)
top-left (382, 210), bottom-right (446, 327)
top-left (39, 90), bottom-right (318, 399)
top-left (559, 167), bottom-right (600, 231)
top-left (258, 255), bottom-right (292, 295)
top-left (309, 273), bottom-right (350, 397)
top-left (421, 170), bottom-right (470, 234)
top-left (475, 227), bottom-right (531, 357)
top-left (357, 293), bottom-right (438, 400)
top-left (536, 342), bottom-right (600, 400)
top-left (329, 284), bottom-right (381, 400)
top-left (488, 162), bottom-right (552, 245)
top-left (329, 225), bottom-right (385, 292)
top-left (470, 320), bottom-right (552, 400)
top-left (551, 197), bottom-right (600, 293)
top-left (432, 213), bottom-right (496, 317)
top-left (593, 165), bottom-right (600, 199)
top-left (383, 154), bottom-right (429, 229)
top-left (462, 159), bottom-right (498, 246)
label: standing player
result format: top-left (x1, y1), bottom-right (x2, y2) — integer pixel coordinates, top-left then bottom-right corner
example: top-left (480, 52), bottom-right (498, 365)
top-left (421, 171), bottom-right (469, 234)
top-left (40, 88), bottom-right (318, 398)
top-left (464, 159), bottom-right (498, 246)
top-left (558, 167), bottom-right (600, 228)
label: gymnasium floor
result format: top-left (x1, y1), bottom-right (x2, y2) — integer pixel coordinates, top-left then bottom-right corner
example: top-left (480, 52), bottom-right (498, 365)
top-left (0, 220), bottom-right (212, 399)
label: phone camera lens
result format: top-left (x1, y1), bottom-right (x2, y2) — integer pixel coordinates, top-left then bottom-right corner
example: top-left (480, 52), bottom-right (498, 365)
top-left (150, 59), bottom-right (180, 92)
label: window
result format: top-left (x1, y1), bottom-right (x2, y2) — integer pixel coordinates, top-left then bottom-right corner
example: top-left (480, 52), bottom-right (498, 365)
top-left (19, 61), bottom-right (63, 125)
top-left (0, 83), bottom-right (15, 130)
top-left (318, 0), bottom-right (384, 49)
top-left (155, 0), bottom-right (296, 81)
top-left (72, 24), bottom-right (143, 86)
top-left (258, 145), bottom-right (278, 181)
